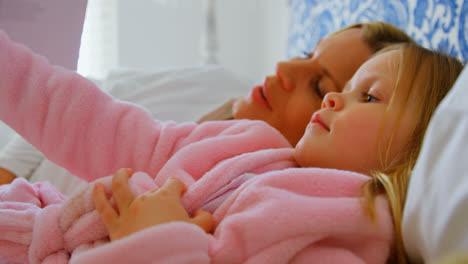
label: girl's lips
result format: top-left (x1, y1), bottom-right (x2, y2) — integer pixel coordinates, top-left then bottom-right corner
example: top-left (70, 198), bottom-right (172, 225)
top-left (311, 113), bottom-right (330, 131)
top-left (250, 85), bottom-right (272, 109)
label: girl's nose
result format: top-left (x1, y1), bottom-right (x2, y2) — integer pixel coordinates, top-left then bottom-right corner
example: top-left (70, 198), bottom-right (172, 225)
top-left (322, 92), bottom-right (343, 110)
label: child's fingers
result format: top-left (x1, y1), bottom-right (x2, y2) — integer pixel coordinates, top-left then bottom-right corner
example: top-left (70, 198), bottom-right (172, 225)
top-left (93, 182), bottom-right (119, 232)
top-left (163, 177), bottom-right (188, 196)
top-left (147, 177), bottom-right (187, 197)
top-left (190, 210), bottom-right (214, 233)
top-left (112, 168), bottom-right (134, 215)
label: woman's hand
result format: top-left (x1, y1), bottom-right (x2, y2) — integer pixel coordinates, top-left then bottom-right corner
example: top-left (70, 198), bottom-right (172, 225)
top-left (93, 168), bottom-right (214, 241)
top-left (0, 168), bottom-right (16, 185)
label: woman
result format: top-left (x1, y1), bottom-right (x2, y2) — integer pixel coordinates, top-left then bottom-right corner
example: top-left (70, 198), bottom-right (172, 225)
top-left (0, 21), bottom-right (413, 188)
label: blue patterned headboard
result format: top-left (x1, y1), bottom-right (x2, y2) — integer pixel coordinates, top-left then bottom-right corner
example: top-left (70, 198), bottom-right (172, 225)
top-left (288, 0), bottom-right (468, 62)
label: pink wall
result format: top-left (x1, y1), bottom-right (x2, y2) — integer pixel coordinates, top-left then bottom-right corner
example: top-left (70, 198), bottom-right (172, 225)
top-left (0, 0), bottom-right (87, 70)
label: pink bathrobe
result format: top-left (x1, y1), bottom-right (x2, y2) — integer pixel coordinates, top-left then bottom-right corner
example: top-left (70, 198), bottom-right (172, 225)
top-left (0, 31), bottom-right (394, 263)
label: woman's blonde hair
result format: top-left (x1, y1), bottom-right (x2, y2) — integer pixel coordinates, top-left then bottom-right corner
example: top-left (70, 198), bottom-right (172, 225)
top-left (330, 21), bottom-right (416, 53)
top-left (363, 43), bottom-right (464, 263)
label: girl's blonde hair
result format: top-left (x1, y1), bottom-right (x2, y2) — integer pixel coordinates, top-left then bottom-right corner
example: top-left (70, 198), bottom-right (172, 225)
top-left (330, 21), bottom-right (416, 53)
top-left (363, 43), bottom-right (464, 263)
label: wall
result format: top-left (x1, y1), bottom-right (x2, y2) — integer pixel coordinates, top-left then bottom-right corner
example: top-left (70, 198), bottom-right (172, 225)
top-left (116, 0), bottom-right (289, 83)
top-left (117, 0), bottom-right (202, 71)
top-left (258, 1), bottom-right (290, 81)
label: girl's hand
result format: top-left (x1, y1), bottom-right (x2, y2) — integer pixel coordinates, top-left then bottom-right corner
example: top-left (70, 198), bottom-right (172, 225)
top-left (93, 168), bottom-right (214, 241)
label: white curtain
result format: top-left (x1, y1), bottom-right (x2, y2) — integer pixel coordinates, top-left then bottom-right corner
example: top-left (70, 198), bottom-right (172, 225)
top-left (200, 0), bottom-right (218, 64)
top-left (77, 0), bottom-right (118, 80)
top-left (77, 0), bottom-right (219, 78)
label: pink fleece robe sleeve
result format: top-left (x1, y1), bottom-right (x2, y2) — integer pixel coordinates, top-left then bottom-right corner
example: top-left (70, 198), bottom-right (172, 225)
top-left (0, 31), bottom-right (290, 182)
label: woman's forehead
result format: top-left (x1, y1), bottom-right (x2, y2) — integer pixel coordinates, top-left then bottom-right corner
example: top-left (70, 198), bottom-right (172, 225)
top-left (313, 28), bottom-right (372, 89)
top-left (315, 28), bottom-right (363, 52)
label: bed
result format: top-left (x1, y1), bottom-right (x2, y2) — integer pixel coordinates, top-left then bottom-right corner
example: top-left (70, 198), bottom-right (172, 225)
top-left (0, 0), bottom-right (468, 263)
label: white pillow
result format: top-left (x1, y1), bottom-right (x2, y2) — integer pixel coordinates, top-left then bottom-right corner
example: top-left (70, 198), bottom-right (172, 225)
top-left (402, 66), bottom-right (468, 263)
top-left (100, 65), bottom-right (255, 122)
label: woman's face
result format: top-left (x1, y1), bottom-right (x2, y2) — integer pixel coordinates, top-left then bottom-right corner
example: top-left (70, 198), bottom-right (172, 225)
top-left (233, 28), bottom-right (372, 146)
top-left (294, 50), bottom-right (419, 174)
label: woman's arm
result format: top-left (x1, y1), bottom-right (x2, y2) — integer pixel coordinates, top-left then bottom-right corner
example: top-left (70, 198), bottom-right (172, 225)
top-left (0, 31), bottom-right (181, 181)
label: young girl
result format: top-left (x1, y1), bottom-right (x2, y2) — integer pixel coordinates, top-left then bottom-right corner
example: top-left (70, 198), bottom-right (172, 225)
top-left (0, 32), bottom-right (463, 263)
top-left (89, 43), bottom-right (463, 264)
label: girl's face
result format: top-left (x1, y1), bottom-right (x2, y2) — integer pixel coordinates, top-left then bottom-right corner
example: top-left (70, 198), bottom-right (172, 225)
top-left (294, 50), bottom-right (419, 175)
top-left (233, 28), bottom-right (372, 146)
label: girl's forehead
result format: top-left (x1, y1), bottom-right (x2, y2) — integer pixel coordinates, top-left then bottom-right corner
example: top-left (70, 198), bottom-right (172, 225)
top-left (363, 50), bottom-right (401, 75)
top-left (349, 50), bottom-right (401, 88)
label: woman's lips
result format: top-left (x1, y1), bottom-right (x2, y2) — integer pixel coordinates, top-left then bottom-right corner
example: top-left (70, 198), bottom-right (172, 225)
top-left (250, 85), bottom-right (272, 109)
top-left (311, 113), bottom-right (330, 131)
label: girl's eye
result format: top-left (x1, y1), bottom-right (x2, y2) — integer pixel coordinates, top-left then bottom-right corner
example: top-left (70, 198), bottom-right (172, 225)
top-left (364, 93), bottom-right (379, 103)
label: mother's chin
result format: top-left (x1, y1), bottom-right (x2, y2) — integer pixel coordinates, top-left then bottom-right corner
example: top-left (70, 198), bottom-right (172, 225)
top-left (233, 95), bottom-right (268, 121)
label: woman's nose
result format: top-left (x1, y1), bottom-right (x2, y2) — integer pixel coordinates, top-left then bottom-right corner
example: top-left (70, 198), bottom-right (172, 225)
top-left (322, 92), bottom-right (343, 110)
top-left (276, 60), bottom-right (318, 92)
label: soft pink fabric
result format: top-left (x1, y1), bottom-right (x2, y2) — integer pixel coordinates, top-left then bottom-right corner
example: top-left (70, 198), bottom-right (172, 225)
top-left (0, 179), bottom-right (66, 264)
top-left (0, 163), bottom-right (394, 264)
top-left (0, 30), bottom-right (394, 263)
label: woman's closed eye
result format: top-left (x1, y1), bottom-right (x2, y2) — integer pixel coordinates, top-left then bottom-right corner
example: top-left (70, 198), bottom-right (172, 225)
top-left (301, 51), bottom-right (332, 99)
top-left (302, 51), bottom-right (313, 59)
top-left (312, 79), bottom-right (325, 98)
